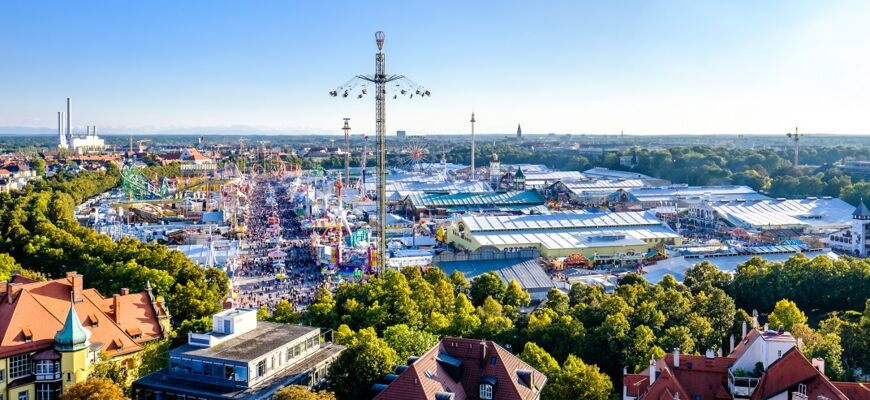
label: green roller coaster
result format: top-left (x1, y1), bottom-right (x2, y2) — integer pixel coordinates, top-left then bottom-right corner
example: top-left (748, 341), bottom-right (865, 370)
top-left (121, 163), bottom-right (171, 200)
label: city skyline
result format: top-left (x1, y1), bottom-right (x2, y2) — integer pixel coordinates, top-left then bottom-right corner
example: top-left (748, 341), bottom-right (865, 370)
top-left (1, 1), bottom-right (869, 135)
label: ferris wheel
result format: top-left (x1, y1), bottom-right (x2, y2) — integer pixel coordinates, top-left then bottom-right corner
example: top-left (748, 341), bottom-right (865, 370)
top-left (397, 138), bottom-right (433, 173)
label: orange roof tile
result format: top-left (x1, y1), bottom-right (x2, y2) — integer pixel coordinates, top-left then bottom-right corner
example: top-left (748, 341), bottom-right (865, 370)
top-left (0, 274), bottom-right (164, 358)
top-left (751, 347), bottom-right (848, 400)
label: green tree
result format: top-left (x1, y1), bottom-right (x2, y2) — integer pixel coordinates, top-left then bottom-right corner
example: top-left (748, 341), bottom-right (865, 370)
top-left (274, 386), bottom-right (336, 400)
top-left (469, 272), bottom-right (506, 306)
top-left (659, 326), bottom-right (696, 355)
top-left (767, 299), bottom-right (807, 332)
top-left (448, 293), bottom-right (481, 336)
top-left (806, 333), bottom-right (845, 380)
top-left (307, 287), bottom-right (339, 329)
top-left (0, 253), bottom-right (21, 281)
top-left (518, 342), bottom-right (560, 378)
top-left (448, 270), bottom-right (469, 294)
top-left (501, 279), bottom-right (531, 308)
top-left (547, 355), bottom-right (612, 400)
top-left (327, 335), bottom-right (398, 400)
top-left (683, 261), bottom-right (731, 294)
top-left (270, 299), bottom-right (301, 324)
top-left (475, 296), bottom-right (514, 339)
top-left (382, 324), bottom-right (438, 362)
top-left (60, 378), bottom-right (126, 400)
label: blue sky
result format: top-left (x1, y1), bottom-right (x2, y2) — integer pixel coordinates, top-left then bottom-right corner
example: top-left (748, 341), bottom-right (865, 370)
top-left (1, 1), bottom-right (868, 135)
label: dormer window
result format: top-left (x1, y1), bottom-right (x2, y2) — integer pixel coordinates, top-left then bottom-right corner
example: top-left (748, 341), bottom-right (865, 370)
top-left (479, 383), bottom-right (493, 400)
top-left (22, 327), bottom-right (33, 343)
top-left (88, 314), bottom-right (99, 327)
top-left (479, 376), bottom-right (497, 400)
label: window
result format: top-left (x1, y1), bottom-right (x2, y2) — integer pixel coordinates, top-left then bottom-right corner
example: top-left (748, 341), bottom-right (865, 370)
top-left (235, 366), bottom-right (247, 382)
top-left (9, 354), bottom-right (31, 379)
top-left (36, 384), bottom-right (57, 400)
top-left (490, 356), bottom-right (497, 365)
top-left (0, 368), bottom-right (5, 382)
top-left (18, 392), bottom-right (28, 400)
top-left (479, 384), bottom-right (493, 400)
top-left (777, 350), bottom-right (783, 358)
top-left (224, 365), bottom-right (236, 380)
top-left (257, 360), bottom-right (266, 377)
top-left (35, 361), bottom-right (55, 375)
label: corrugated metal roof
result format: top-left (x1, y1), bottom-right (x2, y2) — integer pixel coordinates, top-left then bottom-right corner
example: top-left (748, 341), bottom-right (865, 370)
top-left (461, 211), bottom-right (663, 232)
top-left (711, 198), bottom-right (854, 230)
top-left (408, 190), bottom-right (544, 208)
top-left (437, 258), bottom-right (554, 292)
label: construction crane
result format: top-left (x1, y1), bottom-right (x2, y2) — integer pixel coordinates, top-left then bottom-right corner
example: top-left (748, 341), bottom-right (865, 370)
top-left (786, 127), bottom-right (802, 166)
top-left (330, 31), bottom-right (430, 277)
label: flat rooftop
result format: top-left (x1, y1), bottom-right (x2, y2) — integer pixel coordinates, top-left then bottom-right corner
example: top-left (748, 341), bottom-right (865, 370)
top-left (173, 322), bottom-right (316, 362)
top-left (138, 344), bottom-right (344, 399)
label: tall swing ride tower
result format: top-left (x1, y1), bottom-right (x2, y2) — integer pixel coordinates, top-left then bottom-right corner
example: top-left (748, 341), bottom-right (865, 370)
top-left (330, 31), bottom-right (430, 277)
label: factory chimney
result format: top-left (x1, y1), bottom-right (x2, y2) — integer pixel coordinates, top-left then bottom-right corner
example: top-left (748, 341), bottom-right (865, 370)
top-left (66, 98), bottom-right (72, 138)
top-left (58, 111), bottom-right (66, 148)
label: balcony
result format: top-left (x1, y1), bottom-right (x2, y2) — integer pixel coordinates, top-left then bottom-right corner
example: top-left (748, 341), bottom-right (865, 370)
top-left (728, 370), bottom-right (759, 397)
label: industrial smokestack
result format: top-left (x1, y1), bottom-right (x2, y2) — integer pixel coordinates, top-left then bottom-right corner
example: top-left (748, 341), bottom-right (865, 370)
top-left (66, 98), bottom-right (72, 137)
top-left (58, 111), bottom-right (65, 148)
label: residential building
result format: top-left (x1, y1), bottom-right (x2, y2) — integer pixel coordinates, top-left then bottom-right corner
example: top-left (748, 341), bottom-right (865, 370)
top-left (623, 327), bottom-right (870, 400)
top-left (372, 337), bottom-right (546, 400)
top-left (0, 272), bottom-right (169, 400)
top-left (132, 308), bottom-right (344, 400)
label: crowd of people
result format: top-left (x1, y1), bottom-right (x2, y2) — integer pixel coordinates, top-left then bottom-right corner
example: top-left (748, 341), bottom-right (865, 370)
top-left (232, 177), bottom-right (331, 314)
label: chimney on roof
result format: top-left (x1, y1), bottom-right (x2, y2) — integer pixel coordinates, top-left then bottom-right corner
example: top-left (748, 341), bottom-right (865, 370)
top-left (649, 356), bottom-right (656, 385)
top-left (67, 272), bottom-right (83, 303)
top-left (120, 288), bottom-right (129, 296)
top-left (705, 349), bottom-right (715, 359)
top-left (764, 323), bottom-right (769, 332)
top-left (717, 348), bottom-right (723, 357)
top-left (479, 339), bottom-right (487, 370)
top-left (751, 309), bottom-right (759, 328)
top-left (777, 325), bottom-right (784, 334)
top-left (113, 294), bottom-right (121, 323)
top-left (742, 321), bottom-right (747, 338)
top-left (811, 357), bottom-right (825, 375)
top-left (673, 348), bottom-right (680, 368)
top-left (730, 334), bottom-right (735, 354)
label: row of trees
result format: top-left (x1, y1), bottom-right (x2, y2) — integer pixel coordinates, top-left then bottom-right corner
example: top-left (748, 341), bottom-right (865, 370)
top-left (0, 166), bottom-right (228, 325)
top-left (307, 253), bottom-right (870, 399)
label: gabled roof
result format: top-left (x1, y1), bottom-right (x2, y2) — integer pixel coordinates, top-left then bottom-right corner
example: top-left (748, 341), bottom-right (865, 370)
top-left (0, 274), bottom-right (164, 357)
top-left (375, 337), bottom-right (546, 400)
top-left (750, 347), bottom-right (848, 400)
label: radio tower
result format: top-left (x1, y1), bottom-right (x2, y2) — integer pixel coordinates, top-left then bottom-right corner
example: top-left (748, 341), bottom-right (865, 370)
top-left (786, 126), bottom-right (802, 166)
top-left (343, 118), bottom-right (351, 189)
top-left (330, 31), bottom-right (430, 277)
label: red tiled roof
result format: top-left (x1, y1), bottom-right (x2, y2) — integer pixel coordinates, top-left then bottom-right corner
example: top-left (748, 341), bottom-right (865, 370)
top-left (628, 353), bottom-right (732, 400)
top-left (375, 337), bottom-right (546, 400)
top-left (750, 347), bottom-right (848, 400)
top-left (832, 382), bottom-right (870, 400)
top-left (0, 274), bottom-right (165, 358)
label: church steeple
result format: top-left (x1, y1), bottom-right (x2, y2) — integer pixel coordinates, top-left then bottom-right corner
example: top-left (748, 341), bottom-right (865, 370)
top-left (516, 124), bottom-right (522, 140)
